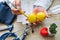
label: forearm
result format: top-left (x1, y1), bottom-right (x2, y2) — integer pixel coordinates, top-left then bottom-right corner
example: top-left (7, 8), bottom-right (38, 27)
top-left (33, 0), bottom-right (54, 10)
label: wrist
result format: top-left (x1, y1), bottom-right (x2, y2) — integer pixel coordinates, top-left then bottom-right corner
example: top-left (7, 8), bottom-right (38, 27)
top-left (33, 5), bottom-right (46, 10)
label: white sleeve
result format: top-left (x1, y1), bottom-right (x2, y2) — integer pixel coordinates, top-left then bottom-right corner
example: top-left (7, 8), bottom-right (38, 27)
top-left (0, 0), bottom-right (14, 3)
top-left (4, 0), bottom-right (15, 7)
top-left (34, 0), bottom-right (54, 10)
top-left (0, 0), bottom-right (5, 2)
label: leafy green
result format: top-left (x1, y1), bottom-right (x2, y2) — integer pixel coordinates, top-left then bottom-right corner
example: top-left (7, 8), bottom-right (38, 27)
top-left (49, 23), bottom-right (57, 34)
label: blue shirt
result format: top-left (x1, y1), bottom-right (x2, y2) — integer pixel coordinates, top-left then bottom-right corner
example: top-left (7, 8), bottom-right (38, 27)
top-left (0, 2), bottom-right (16, 25)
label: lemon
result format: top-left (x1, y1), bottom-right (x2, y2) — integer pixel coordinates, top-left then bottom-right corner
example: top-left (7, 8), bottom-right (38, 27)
top-left (28, 13), bottom-right (36, 23)
top-left (37, 12), bottom-right (46, 22)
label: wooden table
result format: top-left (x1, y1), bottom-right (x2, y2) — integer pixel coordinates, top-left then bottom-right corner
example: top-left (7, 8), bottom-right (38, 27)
top-left (0, 0), bottom-right (60, 40)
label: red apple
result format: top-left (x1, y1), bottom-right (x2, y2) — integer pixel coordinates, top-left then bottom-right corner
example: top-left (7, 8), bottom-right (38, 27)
top-left (40, 27), bottom-right (48, 37)
top-left (41, 27), bottom-right (48, 31)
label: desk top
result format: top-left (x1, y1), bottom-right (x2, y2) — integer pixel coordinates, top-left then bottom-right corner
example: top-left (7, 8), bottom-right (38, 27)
top-left (0, 0), bottom-right (60, 40)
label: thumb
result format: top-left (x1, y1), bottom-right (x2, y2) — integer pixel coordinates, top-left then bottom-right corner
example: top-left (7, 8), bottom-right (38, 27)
top-left (15, 0), bottom-right (21, 10)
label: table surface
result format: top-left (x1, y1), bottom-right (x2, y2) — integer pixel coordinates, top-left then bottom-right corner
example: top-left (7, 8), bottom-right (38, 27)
top-left (0, 0), bottom-right (60, 40)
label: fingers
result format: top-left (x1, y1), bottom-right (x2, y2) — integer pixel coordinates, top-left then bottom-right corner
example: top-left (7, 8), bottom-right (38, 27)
top-left (30, 20), bottom-right (42, 26)
top-left (41, 8), bottom-right (48, 18)
top-left (10, 0), bottom-right (21, 15)
top-left (38, 7), bottom-right (49, 18)
top-left (15, 0), bottom-right (21, 9)
top-left (43, 10), bottom-right (48, 18)
top-left (33, 7), bottom-right (48, 18)
top-left (33, 7), bottom-right (40, 14)
top-left (11, 6), bottom-right (21, 15)
top-left (33, 7), bottom-right (45, 14)
top-left (11, 6), bottom-right (18, 11)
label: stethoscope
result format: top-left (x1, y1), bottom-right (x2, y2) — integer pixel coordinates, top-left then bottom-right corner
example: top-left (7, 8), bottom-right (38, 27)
top-left (0, 24), bottom-right (31, 40)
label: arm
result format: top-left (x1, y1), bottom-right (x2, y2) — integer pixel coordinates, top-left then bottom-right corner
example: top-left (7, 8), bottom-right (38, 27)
top-left (33, 0), bottom-right (54, 10)
top-left (33, 6), bottom-right (48, 17)
top-left (33, 0), bottom-right (54, 17)
top-left (11, 0), bottom-right (21, 15)
top-left (0, 0), bottom-right (21, 15)
top-left (32, 0), bottom-right (54, 25)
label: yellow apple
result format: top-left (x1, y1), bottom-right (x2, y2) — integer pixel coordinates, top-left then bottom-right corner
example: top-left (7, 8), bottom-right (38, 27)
top-left (37, 12), bottom-right (46, 22)
top-left (28, 13), bottom-right (36, 23)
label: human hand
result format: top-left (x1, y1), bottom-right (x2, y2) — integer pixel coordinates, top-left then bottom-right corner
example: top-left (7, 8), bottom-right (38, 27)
top-left (33, 7), bottom-right (48, 17)
top-left (32, 7), bottom-right (48, 25)
top-left (11, 0), bottom-right (21, 15)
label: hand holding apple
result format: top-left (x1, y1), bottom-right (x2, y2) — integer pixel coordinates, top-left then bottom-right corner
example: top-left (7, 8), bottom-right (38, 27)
top-left (27, 12), bottom-right (46, 26)
top-left (33, 7), bottom-right (48, 18)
